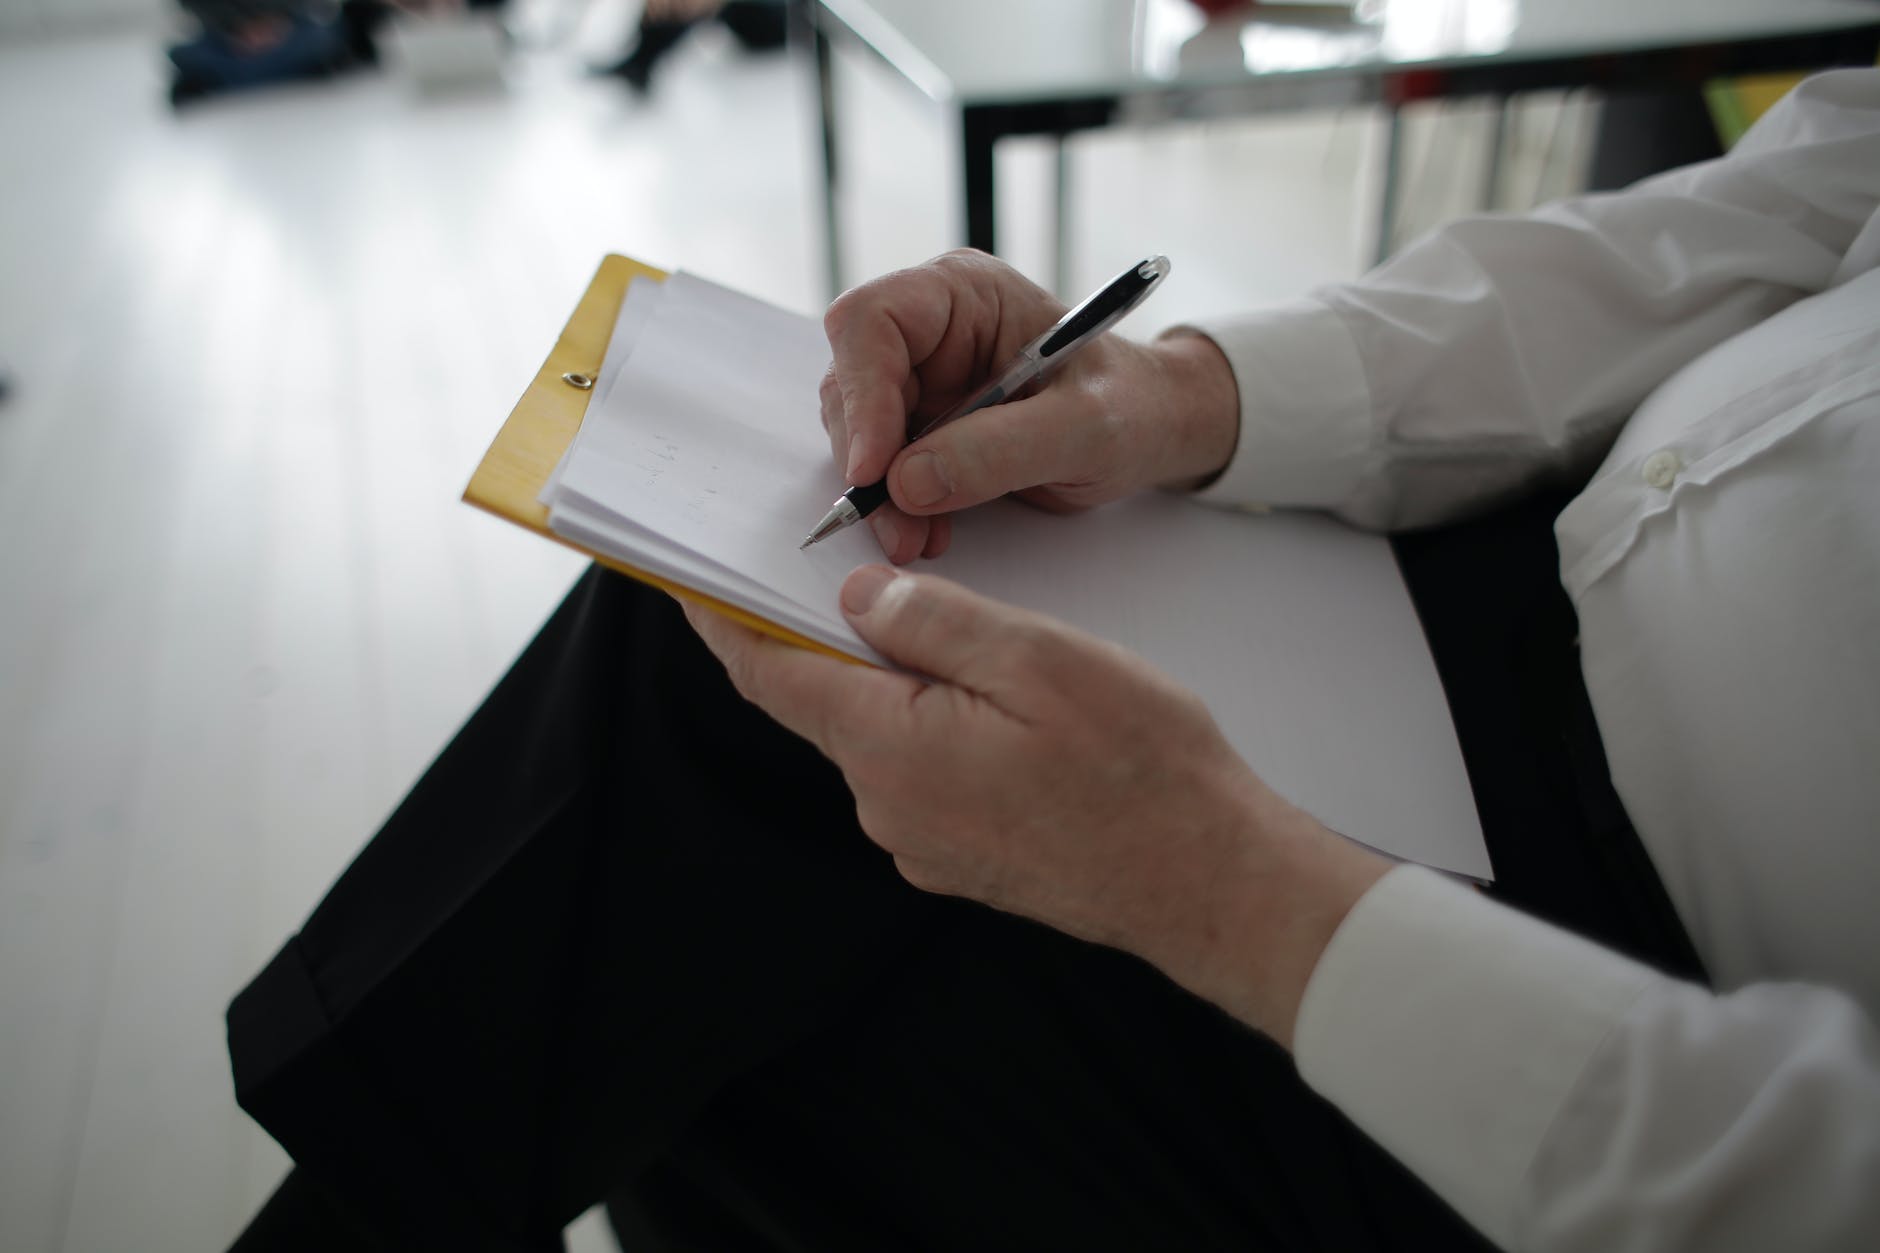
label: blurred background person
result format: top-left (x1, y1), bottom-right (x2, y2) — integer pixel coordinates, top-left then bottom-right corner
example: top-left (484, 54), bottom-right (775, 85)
top-left (166, 0), bottom-right (352, 106)
top-left (167, 0), bottom-right (509, 106)
top-left (591, 0), bottom-right (785, 94)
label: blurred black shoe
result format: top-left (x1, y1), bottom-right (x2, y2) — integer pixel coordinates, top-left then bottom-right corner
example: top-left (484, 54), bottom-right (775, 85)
top-left (591, 19), bottom-right (693, 94)
top-left (168, 72), bottom-right (213, 109)
top-left (340, 0), bottom-right (389, 66)
top-left (720, 0), bottom-right (787, 52)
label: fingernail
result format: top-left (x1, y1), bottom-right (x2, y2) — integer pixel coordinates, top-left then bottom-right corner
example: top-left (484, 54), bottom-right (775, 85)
top-left (842, 564), bottom-right (896, 616)
top-left (845, 439), bottom-right (866, 482)
top-left (898, 451), bottom-right (952, 508)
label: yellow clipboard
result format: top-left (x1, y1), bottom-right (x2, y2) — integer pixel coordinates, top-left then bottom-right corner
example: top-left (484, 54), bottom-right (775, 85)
top-left (462, 254), bottom-right (858, 662)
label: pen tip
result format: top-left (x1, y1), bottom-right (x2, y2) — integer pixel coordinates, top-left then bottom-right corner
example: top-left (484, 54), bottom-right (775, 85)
top-left (798, 536), bottom-right (814, 550)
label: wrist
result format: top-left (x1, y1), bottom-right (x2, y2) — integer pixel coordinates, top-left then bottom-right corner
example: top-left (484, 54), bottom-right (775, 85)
top-left (1157, 785), bottom-right (1391, 1051)
top-left (1149, 330), bottom-right (1240, 491)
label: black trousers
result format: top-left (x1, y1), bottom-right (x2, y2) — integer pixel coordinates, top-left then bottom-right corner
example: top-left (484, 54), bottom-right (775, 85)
top-left (227, 490), bottom-right (1704, 1252)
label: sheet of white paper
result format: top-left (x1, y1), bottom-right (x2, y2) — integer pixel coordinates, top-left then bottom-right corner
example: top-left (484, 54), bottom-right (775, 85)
top-left (541, 276), bottom-right (666, 506)
top-left (552, 487), bottom-right (882, 659)
top-left (543, 272), bottom-right (1488, 880)
top-left (594, 275), bottom-right (664, 410)
top-left (553, 274), bottom-right (855, 615)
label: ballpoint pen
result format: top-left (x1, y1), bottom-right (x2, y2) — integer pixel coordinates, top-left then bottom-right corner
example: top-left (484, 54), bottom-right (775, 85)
top-left (799, 254), bottom-right (1173, 549)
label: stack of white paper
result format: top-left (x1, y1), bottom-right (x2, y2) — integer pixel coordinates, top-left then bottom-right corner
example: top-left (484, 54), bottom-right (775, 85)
top-left (540, 272), bottom-right (1490, 880)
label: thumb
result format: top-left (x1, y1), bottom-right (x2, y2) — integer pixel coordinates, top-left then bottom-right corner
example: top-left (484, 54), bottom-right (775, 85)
top-left (887, 385), bottom-right (1104, 515)
top-left (840, 565), bottom-right (1038, 697)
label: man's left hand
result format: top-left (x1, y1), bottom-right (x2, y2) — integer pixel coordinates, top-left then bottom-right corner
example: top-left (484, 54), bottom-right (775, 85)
top-left (682, 565), bottom-right (1389, 1048)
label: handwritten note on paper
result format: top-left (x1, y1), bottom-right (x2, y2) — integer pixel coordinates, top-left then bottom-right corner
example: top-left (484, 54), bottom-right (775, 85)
top-left (550, 273), bottom-right (876, 644)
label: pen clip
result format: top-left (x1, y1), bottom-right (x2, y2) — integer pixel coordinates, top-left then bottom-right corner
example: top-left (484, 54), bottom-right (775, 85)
top-left (1037, 255), bottom-right (1171, 362)
top-left (902, 255), bottom-right (1171, 446)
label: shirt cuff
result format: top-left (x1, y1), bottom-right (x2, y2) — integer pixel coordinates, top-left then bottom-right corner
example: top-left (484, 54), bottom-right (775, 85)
top-left (1178, 298), bottom-right (1375, 513)
top-left (1293, 864), bottom-right (1660, 1249)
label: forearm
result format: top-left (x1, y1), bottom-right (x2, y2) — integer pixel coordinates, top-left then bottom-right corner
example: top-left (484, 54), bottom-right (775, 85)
top-left (1121, 782), bottom-right (1391, 1052)
top-left (1185, 69), bottom-right (1880, 531)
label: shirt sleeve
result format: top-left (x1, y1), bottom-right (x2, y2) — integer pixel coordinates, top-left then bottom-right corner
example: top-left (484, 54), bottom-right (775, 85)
top-left (1182, 67), bottom-right (1880, 531)
top-left (1295, 865), bottom-right (1880, 1253)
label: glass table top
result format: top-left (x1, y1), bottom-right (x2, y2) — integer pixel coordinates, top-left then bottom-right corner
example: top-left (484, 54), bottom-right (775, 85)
top-left (817, 0), bottom-right (1880, 105)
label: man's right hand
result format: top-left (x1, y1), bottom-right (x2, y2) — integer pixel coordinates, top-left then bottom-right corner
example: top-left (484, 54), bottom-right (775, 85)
top-left (820, 250), bottom-right (1242, 563)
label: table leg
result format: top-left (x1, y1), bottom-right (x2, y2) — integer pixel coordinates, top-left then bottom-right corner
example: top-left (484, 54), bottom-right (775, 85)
top-left (1373, 104), bottom-right (1403, 268)
top-left (1480, 94), bottom-right (1510, 212)
top-left (810, 8), bottom-right (843, 297)
top-left (963, 107), bottom-right (998, 256)
top-left (1053, 133), bottom-right (1071, 297)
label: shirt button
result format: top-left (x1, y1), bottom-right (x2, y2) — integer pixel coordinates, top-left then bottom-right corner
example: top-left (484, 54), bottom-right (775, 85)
top-left (1641, 449), bottom-right (1682, 489)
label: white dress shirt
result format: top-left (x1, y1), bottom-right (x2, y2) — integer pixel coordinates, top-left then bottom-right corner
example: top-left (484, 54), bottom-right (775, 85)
top-left (1188, 69), bottom-right (1880, 1252)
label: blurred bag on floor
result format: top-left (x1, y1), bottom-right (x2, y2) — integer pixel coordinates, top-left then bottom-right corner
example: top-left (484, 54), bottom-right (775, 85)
top-left (168, 1), bottom-right (351, 105)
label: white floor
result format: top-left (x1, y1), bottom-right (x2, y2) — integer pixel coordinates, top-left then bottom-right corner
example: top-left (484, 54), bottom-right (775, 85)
top-left (0, 15), bottom-right (1590, 1251)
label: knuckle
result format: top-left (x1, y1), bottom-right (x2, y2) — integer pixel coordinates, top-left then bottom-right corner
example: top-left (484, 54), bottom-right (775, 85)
top-left (893, 854), bottom-right (948, 895)
top-left (827, 265), bottom-right (921, 339)
top-left (719, 649), bottom-right (764, 704)
top-left (851, 790), bottom-right (901, 846)
top-left (822, 290), bottom-right (860, 339)
top-left (933, 249), bottom-right (999, 292)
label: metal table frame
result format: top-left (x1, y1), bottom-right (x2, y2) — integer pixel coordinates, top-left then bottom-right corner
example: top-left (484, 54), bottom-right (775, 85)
top-left (805, 1), bottom-right (1879, 296)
